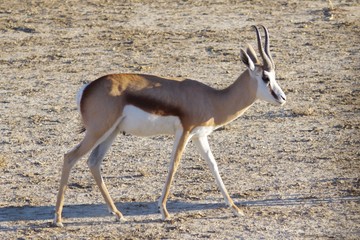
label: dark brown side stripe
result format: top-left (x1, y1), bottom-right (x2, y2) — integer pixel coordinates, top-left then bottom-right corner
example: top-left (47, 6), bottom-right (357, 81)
top-left (125, 93), bottom-right (183, 117)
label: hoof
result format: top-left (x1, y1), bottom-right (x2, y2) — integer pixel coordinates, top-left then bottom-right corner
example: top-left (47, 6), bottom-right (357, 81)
top-left (160, 208), bottom-right (171, 221)
top-left (161, 215), bottom-right (171, 222)
top-left (111, 210), bottom-right (126, 223)
top-left (231, 205), bottom-right (245, 217)
top-left (51, 221), bottom-right (64, 228)
top-left (115, 216), bottom-right (127, 223)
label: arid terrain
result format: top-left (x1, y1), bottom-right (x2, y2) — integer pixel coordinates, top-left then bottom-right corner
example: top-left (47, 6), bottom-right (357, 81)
top-left (0, 0), bottom-right (359, 239)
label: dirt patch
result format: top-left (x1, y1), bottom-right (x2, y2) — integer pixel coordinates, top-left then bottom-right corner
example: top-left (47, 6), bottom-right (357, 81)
top-left (1, 0), bottom-right (359, 239)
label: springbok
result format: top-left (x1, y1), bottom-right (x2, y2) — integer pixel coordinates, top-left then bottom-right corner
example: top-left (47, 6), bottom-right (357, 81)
top-left (53, 25), bottom-right (286, 227)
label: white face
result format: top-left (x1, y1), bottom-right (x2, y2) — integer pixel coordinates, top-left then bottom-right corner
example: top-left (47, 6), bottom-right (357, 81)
top-left (254, 69), bottom-right (286, 105)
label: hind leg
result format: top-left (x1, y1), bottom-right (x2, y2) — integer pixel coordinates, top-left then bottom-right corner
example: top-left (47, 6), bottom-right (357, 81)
top-left (53, 132), bottom-right (101, 227)
top-left (87, 128), bottom-right (126, 222)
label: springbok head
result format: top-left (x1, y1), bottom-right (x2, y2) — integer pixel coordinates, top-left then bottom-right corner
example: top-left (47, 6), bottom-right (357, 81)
top-left (240, 25), bottom-right (286, 105)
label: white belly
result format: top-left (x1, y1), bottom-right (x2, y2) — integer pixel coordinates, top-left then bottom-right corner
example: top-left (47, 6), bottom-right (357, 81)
top-left (119, 105), bottom-right (182, 136)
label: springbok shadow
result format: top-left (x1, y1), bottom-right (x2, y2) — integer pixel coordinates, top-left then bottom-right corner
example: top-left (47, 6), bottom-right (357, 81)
top-left (0, 201), bottom-right (222, 222)
top-left (0, 195), bottom-right (358, 223)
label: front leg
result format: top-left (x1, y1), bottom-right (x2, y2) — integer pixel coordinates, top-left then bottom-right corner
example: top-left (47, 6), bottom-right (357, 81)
top-left (158, 130), bottom-right (191, 220)
top-left (193, 136), bottom-right (244, 217)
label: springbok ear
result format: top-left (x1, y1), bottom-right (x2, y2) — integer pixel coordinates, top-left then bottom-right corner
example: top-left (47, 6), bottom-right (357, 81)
top-left (246, 44), bottom-right (260, 65)
top-left (240, 48), bottom-right (255, 71)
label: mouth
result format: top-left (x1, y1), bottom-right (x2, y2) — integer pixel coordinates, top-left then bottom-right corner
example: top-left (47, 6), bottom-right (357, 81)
top-left (279, 94), bottom-right (286, 104)
top-left (278, 99), bottom-right (286, 105)
top-left (277, 96), bottom-right (286, 105)
top-left (269, 88), bottom-right (286, 105)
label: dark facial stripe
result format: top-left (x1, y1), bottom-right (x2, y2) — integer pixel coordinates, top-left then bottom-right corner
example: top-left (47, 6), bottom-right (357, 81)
top-left (269, 86), bottom-right (279, 101)
top-left (262, 74), bottom-right (270, 83)
top-left (125, 93), bottom-right (183, 117)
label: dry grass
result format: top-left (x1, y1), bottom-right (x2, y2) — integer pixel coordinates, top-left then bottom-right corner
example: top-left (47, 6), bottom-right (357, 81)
top-left (0, 154), bottom-right (6, 169)
top-left (291, 106), bottom-right (315, 117)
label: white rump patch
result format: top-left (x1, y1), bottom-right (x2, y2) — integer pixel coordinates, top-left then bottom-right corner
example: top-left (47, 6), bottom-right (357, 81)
top-left (76, 83), bottom-right (90, 113)
top-left (119, 105), bottom-right (182, 136)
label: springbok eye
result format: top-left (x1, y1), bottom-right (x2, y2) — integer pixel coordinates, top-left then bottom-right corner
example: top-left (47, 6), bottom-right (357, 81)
top-left (262, 75), bottom-right (270, 84)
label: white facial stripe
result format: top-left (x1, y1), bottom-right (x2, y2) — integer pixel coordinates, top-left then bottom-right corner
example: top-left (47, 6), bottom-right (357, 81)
top-left (263, 70), bottom-right (275, 84)
top-left (264, 70), bottom-right (275, 80)
top-left (257, 69), bottom-right (286, 105)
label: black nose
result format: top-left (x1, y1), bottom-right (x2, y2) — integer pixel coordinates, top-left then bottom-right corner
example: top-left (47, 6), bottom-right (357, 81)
top-left (281, 95), bottom-right (286, 101)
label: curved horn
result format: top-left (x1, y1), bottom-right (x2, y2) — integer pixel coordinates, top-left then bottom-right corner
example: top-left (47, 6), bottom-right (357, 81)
top-left (261, 25), bottom-right (275, 69)
top-left (252, 25), bottom-right (273, 71)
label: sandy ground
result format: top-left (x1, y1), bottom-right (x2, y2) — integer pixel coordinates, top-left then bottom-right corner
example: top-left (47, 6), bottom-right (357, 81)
top-left (0, 0), bottom-right (359, 239)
